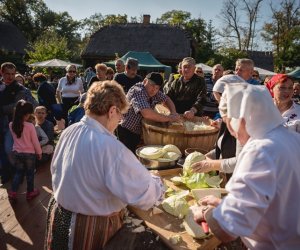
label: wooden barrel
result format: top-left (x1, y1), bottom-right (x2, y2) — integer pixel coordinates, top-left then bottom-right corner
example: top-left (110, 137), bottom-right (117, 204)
top-left (142, 117), bottom-right (219, 154)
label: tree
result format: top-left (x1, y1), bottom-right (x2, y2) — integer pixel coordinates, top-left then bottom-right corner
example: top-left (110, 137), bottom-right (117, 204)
top-left (218, 0), bottom-right (264, 51)
top-left (156, 10), bottom-right (191, 26)
top-left (81, 13), bottom-right (128, 37)
top-left (261, 0), bottom-right (300, 70)
top-left (0, 0), bottom-right (56, 42)
top-left (0, 0), bottom-right (82, 62)
top-left (26, 30), bottom-right (71, 63)
top-left (156, 10), bottom-right (217, 63)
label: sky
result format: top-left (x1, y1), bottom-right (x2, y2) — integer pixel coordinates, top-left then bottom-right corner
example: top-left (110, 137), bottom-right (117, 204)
top-left (43, 0), bottom-right (277, 50)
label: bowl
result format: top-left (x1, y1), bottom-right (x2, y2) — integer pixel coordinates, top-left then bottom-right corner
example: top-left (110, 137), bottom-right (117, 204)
top-left (136, 145), bottom-right (182, 170)
top-left (184, 147), bottom-right (208, 157)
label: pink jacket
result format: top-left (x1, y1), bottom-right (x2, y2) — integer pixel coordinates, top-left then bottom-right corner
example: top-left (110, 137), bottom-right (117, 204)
top-left (9, 122), bottom-right (42, 155)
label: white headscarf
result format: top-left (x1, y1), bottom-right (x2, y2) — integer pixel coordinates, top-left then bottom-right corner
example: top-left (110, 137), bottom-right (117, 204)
top-left (217, 75), bottom-right (248, 117)
top-left (213, 74), bottom-right (246, 94)
top-left (224, 82), bottom-right (284, 139)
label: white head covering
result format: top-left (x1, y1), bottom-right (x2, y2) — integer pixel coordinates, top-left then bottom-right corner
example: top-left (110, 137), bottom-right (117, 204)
top-left (213, 74), bottom-right (246, 94)
top-left (217, 75), bottom-right (247, 117)
top-left (224, 82), bottom-right (284, 139)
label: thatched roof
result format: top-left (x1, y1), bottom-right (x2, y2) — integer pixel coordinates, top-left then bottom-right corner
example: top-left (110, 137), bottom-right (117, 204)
top-left (81, 23), bottom-right (194, 63)
top-left (0, 21), bottom-right (27, 54)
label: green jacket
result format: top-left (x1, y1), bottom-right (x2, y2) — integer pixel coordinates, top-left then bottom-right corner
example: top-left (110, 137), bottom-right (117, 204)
top-left (164, 74), bottom-right (207, 115)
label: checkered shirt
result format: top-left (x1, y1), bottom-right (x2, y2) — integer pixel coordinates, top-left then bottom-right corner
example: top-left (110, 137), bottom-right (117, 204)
top-left (120, 82), bottom-right (167, 134)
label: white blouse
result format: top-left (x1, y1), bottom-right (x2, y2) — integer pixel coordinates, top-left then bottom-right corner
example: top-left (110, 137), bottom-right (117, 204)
top-left (282, 102), bottom-right (300, 133)
top-left (57, 76), bottom-right (84, 98)
top-left (51, 115), bottom-right (164, 216)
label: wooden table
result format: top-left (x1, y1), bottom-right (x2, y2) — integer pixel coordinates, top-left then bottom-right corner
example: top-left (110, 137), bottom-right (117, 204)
top-left (129, 168), bottom-right (221, 250)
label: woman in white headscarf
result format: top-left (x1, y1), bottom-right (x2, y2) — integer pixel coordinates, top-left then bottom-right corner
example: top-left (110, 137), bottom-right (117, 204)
top-left (193, 74), bottom-right (300, 175)
top-left (190, 83), bottom-right (300, 249)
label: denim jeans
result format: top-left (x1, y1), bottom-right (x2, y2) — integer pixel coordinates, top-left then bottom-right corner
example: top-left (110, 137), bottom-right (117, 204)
top-left (11, 152), bottom-right (36, 192)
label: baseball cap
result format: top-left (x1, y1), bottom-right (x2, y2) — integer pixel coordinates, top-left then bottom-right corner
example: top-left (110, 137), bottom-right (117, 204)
top-left (146, 72), bottom-right (163, 86)
top-left (126, 57), bottom-right (139, 69)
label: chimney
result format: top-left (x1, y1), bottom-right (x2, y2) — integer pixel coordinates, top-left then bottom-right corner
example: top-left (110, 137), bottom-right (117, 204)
top-left (143, 15), bottom-right (150, 25)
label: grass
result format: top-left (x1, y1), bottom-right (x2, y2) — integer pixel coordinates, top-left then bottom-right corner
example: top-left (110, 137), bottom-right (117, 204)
top-left (31, 90), bottom-right (37, 100)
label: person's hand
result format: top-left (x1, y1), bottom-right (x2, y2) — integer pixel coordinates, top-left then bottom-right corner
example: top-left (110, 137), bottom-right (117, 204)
top-left (149, 170), bottom-right (160, 177)
top-left (183, 110), bottom-right (195, 119)
top-left (210, 118), bottom-right (222, 129)
top-left (192, 160), bottom-right (213, 173)
top-left (200, 195), bottom-right (222, 207)
top-left (37, 153), bottom-right (42, 160)
top-left (168, 113), bottom-right (180, 122)
top-left (189, 205), bottom-right (214, 225)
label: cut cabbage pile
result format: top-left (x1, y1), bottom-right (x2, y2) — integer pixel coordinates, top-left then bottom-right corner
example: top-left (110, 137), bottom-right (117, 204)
top-left (184, 121), bottom-right (215, 131)
top-left (161, 190), bottom-right (189, 218)
top-left (160, 152), bottom-right (223, 240)
top-left (139, 144), bottom-right (181, 162)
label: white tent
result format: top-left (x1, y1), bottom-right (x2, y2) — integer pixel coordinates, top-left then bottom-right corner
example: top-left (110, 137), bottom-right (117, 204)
top-left (28, 59), bottom-right (82, 68)
top-left (254, 67), bottom-right (275, 77)
top-left (196, 63), bottom-right (213, 73)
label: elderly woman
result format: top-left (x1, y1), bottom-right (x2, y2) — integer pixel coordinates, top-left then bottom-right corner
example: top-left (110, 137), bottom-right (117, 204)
top-left (56, 64), bottom-right (84, 123)
top-left (268, 74), bottom-right (300, 132)
top-left (192, 82), bottom-right (300, 249)
top-left (45, 81), bottom-right (164, 250)
top-left (87, 63), bottom-right (107, 89)
top-left (193, 74), bottom-right (300, 174)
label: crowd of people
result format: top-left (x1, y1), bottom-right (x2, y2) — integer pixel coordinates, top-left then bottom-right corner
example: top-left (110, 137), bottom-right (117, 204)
top-left (0, 55), bottom-right (300, 249)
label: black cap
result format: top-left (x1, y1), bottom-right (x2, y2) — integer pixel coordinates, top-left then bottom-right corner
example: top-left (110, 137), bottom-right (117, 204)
top-left (146, 72), bottom-right (163, 86)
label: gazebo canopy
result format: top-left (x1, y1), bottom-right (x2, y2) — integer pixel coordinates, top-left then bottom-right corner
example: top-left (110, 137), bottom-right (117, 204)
top-left (288, 67), bottom-right (300, 80)
top-left (254, 67), bottom-right (276, 77)
top-left (195, 63), bottom-right (213, 73)
top-left (104, 51), bottom-right (172, 73)
top-left (28, 59), bottom-right (82, 68)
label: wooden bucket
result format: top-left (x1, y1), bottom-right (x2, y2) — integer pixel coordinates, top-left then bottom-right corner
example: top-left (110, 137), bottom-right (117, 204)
top-left (142, 117), bottom-right (219, 154)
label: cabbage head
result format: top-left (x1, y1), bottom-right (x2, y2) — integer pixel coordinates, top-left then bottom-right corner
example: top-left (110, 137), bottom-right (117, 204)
top-left (183, 152), bottom-right (206, 176)
top-left (162, 191), bottom-right (189, 218)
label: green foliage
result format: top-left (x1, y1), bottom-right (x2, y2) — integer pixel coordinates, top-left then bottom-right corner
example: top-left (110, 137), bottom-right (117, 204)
top-left (156, 10), bottom-right (191, 26)
top-left (0, 0), bottom-right (56, 42)
top-left (214, 48), bottom-right (248, 69)
top-left (156, 10), bottom-right (217, 63)
top-left (26, 31), bottom-right (71, 63)
top-left (261, 0), bottom-right (300, 70)
top-left (0, 0), bottom-right (81, 61)
top-left (81, 13), bottom-right (128, 37)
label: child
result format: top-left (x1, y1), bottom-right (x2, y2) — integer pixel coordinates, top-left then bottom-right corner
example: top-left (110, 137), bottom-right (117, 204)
top-left (8, 100), bottom-right (42, 200)
top-left (34, 106), bottom-right (55, 163)
top-left (68, 93), bottom-right (86, 126)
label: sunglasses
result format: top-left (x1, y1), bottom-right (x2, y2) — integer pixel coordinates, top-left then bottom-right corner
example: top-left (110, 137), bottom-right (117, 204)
top-left (196, 71), bottom-right (203, 73)
top-left (252, 75), bottom-right (258, 77)
top-left (68, 70), bottom-right (76, 73)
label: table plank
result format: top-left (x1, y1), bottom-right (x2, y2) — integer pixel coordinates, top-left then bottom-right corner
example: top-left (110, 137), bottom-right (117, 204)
top-left (129, 168), bottom-right (222, 250)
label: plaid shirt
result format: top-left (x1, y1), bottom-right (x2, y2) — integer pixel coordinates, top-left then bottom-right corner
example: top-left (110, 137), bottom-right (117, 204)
top-left (120, 82), bottom-right (167, 134)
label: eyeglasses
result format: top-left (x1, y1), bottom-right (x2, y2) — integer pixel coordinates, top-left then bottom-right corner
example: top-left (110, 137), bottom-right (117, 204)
top-left (68, 71), bottom-right (76, 73)
top-left (252, 75), bottom-right (258, 77)
top-left (196, 71), bottom-right (203, 73)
